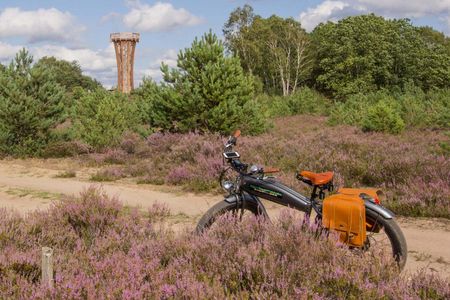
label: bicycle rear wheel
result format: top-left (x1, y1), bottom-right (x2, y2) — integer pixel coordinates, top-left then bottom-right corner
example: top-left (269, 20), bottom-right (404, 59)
top-left (365, 209), bottom-right (408, 270)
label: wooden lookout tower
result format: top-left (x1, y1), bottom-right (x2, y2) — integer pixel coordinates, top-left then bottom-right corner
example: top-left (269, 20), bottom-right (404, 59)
top-left (110, 32), bottom-right (140, 93)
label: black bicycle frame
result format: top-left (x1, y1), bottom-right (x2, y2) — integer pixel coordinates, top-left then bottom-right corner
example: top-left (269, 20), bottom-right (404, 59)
top-left (225, 174), bottom-right (395, 220)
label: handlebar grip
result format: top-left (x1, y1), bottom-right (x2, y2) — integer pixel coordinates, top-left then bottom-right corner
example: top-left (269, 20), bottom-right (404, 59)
top-left (264, 167), bottom-right (281, 174)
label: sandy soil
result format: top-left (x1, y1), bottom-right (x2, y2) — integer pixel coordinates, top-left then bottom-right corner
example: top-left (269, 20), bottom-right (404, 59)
top-left (0, 159), bottom-right (448, 278)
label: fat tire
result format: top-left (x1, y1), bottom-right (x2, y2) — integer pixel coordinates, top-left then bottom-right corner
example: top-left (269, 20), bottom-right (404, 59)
top-left (366, 209), bottom-right (408, 270)
top-left (195, 200), bottom-right (262, 234)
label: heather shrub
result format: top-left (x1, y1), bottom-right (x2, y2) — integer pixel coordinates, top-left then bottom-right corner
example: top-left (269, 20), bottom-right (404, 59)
top-left (90, 167), bottom-right (126, 182)
top-left (119, 131), bottom-right (145, 154)
top-left (41, 140), bottom-right (92, 158)
top-left (125, 132), bottom-right (224, 192)
top-left (0, 190), bottom-right (449, 298)
top-left (86, 115), bottom-right (449, 217)
top-left (57, 188), bottom-right (121, 244)
top-left (166, 165), bottom-right (195, 185)
top-left (101, 148), bottom-right (128, 164)
top-left (362, 100), bottom-right (405, 134)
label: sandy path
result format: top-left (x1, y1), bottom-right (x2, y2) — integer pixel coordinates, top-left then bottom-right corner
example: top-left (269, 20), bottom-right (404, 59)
top-left (0, 160), bottom-right (449, 278)
top-left (0, 161), bottom-right (215, 216)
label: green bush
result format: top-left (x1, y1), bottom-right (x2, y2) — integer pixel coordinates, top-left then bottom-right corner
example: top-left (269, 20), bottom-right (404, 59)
top-left (131, 78), bottom-right (161, 126)
top-left (287, 87), bottom-right (331, 115)
top-left (258, 88), bottom-right (331, 118)
top-left (256, 94), bottom-right (291, 117)
top-left (71, 89), bottom-right (144, 150)
top-left (328, 87), bottom-right (449, 133)
top-left (328, 91), bottom-right (385, 126)
top-left (424, 88), bottom-right (450, 128)
top-left (362, 101), bottom-right (405, 134)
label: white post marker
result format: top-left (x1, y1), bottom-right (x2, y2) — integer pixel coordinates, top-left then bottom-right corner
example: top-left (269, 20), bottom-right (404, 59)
top-left (41, 247), bottom-right (53, 288)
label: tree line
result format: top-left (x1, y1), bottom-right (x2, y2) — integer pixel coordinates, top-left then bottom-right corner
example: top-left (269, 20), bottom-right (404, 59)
top-left (225, 5), bottom-right (449, 97)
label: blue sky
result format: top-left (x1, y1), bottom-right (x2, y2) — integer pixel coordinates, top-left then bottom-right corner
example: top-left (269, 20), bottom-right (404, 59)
top-left (1, 0), bottom-right (449, 87)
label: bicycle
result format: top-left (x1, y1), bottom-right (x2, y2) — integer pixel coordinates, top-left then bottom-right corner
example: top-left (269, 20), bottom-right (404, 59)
top-left (196, 130), bottom-right (407, 269)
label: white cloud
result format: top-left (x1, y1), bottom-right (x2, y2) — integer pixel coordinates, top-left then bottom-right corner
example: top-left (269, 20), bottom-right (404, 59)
top-left (0, 41), bottom-right (21, 63)
top-left (31, 45), bottom-right (116, 72)
top-left (299, 0), bottom-right (450, 32)
top-left (138, 48), bottom-right (178, 81)
top-left (0, 7), bottom-right (84, 43)
top-left (123, 1), bottom-right (203, 32)
top-left (357, 0), bottom-right (450, 17)
top-left (299, 1), bottom-right (361, 31)
top-left (0, 41), bottom-right (117, 86)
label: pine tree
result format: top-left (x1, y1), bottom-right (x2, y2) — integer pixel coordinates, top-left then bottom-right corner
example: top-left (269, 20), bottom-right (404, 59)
top-left (153, 31), bottom-right (266, 134)
top-left (0, 49), bottom-right (66, 156)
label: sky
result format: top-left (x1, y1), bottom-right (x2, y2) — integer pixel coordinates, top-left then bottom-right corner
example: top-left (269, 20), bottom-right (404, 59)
top-left (0, 0), bottom-right (449, 88)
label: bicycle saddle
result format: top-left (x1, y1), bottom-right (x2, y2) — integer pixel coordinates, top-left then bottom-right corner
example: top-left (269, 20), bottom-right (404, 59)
top-left (297, 171), bottom-right (334, 186)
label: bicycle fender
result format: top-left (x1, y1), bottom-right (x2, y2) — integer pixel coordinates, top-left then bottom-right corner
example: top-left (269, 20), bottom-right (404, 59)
top-left (365, 201), bottom-right (395, 219)
top-left (224, 193), bottom-right (269, 219)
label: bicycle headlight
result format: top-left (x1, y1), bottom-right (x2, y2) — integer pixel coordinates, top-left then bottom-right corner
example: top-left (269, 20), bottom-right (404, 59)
top-left (221, 180), bottom-right (234, 193)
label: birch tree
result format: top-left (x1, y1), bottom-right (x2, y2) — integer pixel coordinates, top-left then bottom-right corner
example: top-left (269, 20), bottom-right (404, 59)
top-left (224, 7), bottom-right (312, 95)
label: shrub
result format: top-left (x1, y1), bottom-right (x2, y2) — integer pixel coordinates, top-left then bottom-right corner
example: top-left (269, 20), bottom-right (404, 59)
top-left (328, 95), bottom-right (371, 127)
top-left (90, 167), bottom-right (126, 182)
top-left (54, 170), bottom-right (76, 178)
top-left (256, 94), bottom-right (291, 117)
top-left (287, 87), bottom-right (331, 116)
top-left (165, 165), bottom-right (195, 185)
top-left (362, 101), bottom-right (405, 134)
top-left (41, 140), bottom-right (92, 158)
top-left (57, 187), bottom-right (121, 244)
top-left (328, 87), bottom-right (450, 132)
top-left (424, 88), bottom-right (450, 128)
top-left (71, 89), bottom-right (143, 150)
top-left (257, 88), bottom-right (331, 118)
top-left (101, 149), bottom-right (128, 164)
top-left (120, 131), bottom-right (144, 154)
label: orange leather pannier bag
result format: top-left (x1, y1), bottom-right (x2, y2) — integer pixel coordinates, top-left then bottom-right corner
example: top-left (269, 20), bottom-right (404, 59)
top-left (322, 193), bottom-right (366, 247)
